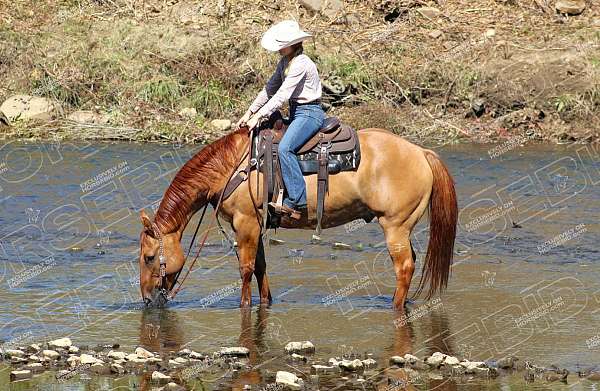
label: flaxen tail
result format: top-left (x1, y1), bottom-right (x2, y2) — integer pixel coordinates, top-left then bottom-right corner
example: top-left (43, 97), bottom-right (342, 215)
top-left (413, 149), bottom-right (458, 300)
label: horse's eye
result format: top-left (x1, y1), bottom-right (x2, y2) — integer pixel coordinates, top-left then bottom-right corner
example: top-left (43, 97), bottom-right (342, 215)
top-left (144, 255), bottom-right (155, 265)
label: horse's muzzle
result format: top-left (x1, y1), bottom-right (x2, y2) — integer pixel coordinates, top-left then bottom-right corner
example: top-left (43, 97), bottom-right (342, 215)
top-left (143, 289), bottom-right (169, 308)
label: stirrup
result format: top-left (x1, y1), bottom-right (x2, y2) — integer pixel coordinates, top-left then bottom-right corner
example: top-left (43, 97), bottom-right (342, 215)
top-left (268, 202), bottom-right (302, 220)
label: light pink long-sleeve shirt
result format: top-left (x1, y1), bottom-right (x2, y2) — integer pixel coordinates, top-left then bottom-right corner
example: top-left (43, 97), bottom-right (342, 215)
top-left (249, 53), bottom-right (322, 119)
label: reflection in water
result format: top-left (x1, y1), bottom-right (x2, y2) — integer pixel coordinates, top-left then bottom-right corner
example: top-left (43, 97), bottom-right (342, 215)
top-left (139, 309), bottom-right (185, 353)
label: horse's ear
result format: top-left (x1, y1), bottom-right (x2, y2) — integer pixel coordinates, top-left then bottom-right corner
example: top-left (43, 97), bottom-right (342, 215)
top-left (140, 209), bottom-right (155, 238)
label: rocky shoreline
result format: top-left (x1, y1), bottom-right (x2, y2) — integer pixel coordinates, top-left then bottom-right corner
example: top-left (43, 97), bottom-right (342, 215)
top-left (3, 336), bottom-right (600, 389)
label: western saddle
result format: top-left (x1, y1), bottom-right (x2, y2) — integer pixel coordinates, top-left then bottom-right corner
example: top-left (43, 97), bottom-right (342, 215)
top-left (222, 110), bottom-right (361, 235)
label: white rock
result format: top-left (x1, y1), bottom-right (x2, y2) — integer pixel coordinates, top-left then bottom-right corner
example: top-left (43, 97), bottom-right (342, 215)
top-left (362, 358), bottom-right (377, 369)
top-left (24, 362), bottom-right (44, 373)
top-left (80, 353), bottom-right (103, 365)
top-left (284, 341), bottom-right (315, 354)
top-left (27, 344), bottom-right (41, 353)
top-left (152, 370), bottom-right (172, 383)
top-left (135, 347), bottom-right (155, 358)
top-left (178, 107), bottom-right (197, 119)
top-left (41, 350), bottom-right (60, 360)
top-left (219, 346), bottom-right (249, 356)
top-left (68, 346), bottom-right (79, 353)
top-left (5, 349), bottom-right (26, 358)
top-left (67, 110), bottom-right (110, 124)
top-left (10, 370), bottom-right (32, 381)
top-left (173, 357), bottom-right (188, 364)
top-left (291, 353), bottom-right (305, 361)
top-left (403, 353), bottom-right (420, 364)
top-left (339, 359), bottom-right (363, 371)
top-left (110, 363), bottom-right (125, 374)
top-left (389, 355), bottom-right (406, 365)
top-left (460, 360), bottom-right (486, 369)
top-left (189, 351), bottom-right (204, 359)
top-left (28, 355), bottom-right (41, 362)
top-left (177, 348), bottom-right (192, 356)
top-left (67, 355), bottom-right (81, 367)
top-left (328, 357), bottom-right (340, 366)
top-left (108, 351), bottom-right (127, 360)
top-left (311, 364), bottom-right (336, 374)
top-left (276, 370), bottom-right (302, 390)
top-left (426, 352), bottom-right (446, 366)
top-left (417, 7), bottom-right (441, 19)
top-left (210, 119), bottom-right (232, 132)
top-left (48, 337), bottom-right (72, 349)
top-left (125, 353), bottom-right (139, 361)
top-left (0, 95), bottom-right (58, 122)
top-left (555, 0), bottom-right (586, 15)
top-left (484, 29), bottom-right (496, 38)
top-left (443, 355), bottom-right (460, 366)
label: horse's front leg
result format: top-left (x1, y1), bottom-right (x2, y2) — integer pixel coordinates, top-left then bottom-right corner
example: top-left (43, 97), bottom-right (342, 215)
top-left (234, 215), bottom-right (261, 308)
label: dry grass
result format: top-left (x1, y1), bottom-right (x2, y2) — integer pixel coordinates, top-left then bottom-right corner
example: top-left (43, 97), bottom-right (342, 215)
top-left (0, 0), bottom-right (599, 144)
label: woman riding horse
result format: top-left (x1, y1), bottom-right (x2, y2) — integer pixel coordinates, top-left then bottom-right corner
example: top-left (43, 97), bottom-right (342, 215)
top-left (138, 20), bottom-right (458, 311)
top-left (236, 19), bottom-right (325, 221)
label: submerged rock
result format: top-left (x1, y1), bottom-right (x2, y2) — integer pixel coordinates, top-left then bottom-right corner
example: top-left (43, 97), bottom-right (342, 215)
top-left (311, 364), bottom-right (337, 374)
top-left (10, 370), bottom-right (32, 381)
top-left (339, 359), bottom-right (363, 372)
top-left (48, 337), bottom-right (72, 349)
top-left (24, 362), bottom-right (44, 373)
top-left (284, 341), bottom-right (315, 354)
top-left (389, 356), bottom-right (406, 366)
top-left (219, 347), bottom-right (249, 356)
top-left (108, 350), bottom-right (127, 360)
top-left (90, 362), bottom-right (111, 375)
top-left (26, 344), bottom-right (41, 354)
top-left (152, 370), bottom-right (172, 383)
top-left (5, 349), bottom-right (26, 358)
top-left (362, 358), bottom-right (377, 369)
top-left (110, 363), bottom-right (125, 374)
top-left (496, 356), bottom-right (518, 369)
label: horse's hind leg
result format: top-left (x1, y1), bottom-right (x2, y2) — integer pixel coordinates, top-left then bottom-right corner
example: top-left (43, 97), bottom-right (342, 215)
top-left (379, 218), bottom-right (415, 311)
top-left (253, 235), bottom-right (272, 305)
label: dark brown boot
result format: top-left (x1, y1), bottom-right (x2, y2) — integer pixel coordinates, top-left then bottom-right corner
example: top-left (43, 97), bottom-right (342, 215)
top-left (268, 202), bottom-right (302, 220)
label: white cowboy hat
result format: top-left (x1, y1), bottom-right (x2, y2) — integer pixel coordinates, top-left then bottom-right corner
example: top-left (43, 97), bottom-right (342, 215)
top-left (260, 20), bottom-right (312, 52)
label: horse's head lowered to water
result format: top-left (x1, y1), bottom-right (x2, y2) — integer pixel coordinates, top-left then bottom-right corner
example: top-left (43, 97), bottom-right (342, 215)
top-left (138, 209), bottom-right (186, 307)
top-left (136, 129), bottom-right (250, 308)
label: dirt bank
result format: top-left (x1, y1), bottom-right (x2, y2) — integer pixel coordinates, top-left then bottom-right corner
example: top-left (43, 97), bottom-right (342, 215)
top-left (0, 0), bottom-right (598, 144)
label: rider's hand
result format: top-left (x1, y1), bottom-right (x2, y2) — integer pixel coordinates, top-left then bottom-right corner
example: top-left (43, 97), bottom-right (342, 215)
top-left (235, 109), bottom-right (253, 130)
top-left (247, 113), bottom-right (262, 131)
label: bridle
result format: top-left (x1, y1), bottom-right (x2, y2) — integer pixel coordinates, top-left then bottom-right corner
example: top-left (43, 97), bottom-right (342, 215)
top-left (151, 221), bottom-right (169, 299)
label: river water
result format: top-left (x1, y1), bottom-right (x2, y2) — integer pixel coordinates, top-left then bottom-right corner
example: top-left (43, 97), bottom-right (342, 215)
top-left (0, 139), bottom-right (598, 390)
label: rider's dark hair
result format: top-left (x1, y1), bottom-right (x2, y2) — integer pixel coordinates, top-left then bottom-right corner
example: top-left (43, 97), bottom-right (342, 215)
top-left (290, 42), bottom-right (304, 56)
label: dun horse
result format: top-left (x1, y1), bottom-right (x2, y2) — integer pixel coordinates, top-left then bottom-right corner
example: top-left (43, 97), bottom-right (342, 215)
top-left (138, 127), bottom-right (458, 311)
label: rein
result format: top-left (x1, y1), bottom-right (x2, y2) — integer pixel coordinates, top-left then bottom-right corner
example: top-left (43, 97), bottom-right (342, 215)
top-left (150, 129), bottom-right (253, 302)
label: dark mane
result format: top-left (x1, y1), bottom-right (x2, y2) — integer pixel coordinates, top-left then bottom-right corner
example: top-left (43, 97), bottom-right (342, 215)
top-left (154, 128), bottom-right (248, 234)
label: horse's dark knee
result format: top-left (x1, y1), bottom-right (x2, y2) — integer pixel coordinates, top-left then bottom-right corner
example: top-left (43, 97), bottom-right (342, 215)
top-left (239, 266), bottom-right (254, 280)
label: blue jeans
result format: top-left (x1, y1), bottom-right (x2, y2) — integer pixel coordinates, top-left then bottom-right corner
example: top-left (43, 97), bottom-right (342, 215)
top-left (278, 102), bottom-right (325, 209)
